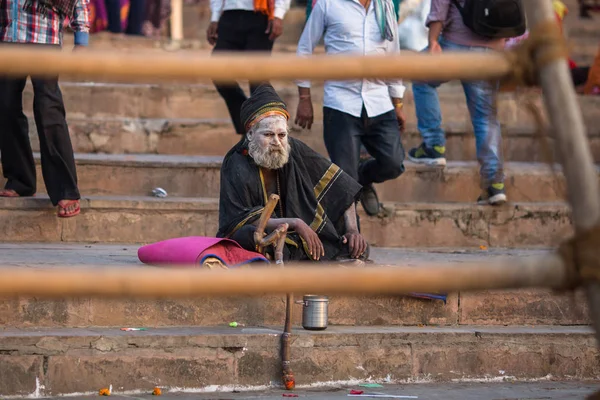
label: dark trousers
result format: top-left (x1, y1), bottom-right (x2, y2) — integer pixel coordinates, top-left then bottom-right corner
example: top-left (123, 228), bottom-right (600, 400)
top-left (213, 10), bottom-right (274, 134)
top-left (0, 76), bottom-right (80, 206)
top-left (106, 0), bottom-right (146, 35)
top-left (323, 107), bottom-right (405, 187)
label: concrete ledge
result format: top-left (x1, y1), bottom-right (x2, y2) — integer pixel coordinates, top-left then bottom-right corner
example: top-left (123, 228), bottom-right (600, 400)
top-left (0, 326), bottom-right (597, 396)
top-left (0, 197), bottom-right (573, 246)
top-left (22, 114), bottom-right (600, 162)
top-left (0, 289), bottom-right (590, 329)
top-left (1, 155), bottom-right (582, 202)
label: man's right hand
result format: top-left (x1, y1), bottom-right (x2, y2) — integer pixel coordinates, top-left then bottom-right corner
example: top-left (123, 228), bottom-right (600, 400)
top-left (207, 22), bottom-right (218, 46)
top-left (429, 40), bottom-right (442, 54)
top-left (295, 98), bottom-right (314, 130)
top-left (295, 219), bottom-right (324, 260)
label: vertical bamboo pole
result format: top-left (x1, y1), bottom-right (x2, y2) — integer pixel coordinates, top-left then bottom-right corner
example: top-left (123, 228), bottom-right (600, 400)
top-left (523, 0), bottom-right (600, 345)
top-left (170, 0), bottom-right (184, 42)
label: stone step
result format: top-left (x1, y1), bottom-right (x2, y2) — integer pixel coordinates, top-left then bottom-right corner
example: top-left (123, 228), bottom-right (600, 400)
top-left (0, 196), bottom-right (572, 247)
top-left (26, 82), bottom-right (600, 122)
top-left (0, 325), bottom-right (596, 396)
top-left (27, 115), bottom-right (600, 163)
top-left (0, 244), bottom-right (589, 329)
top-left (0, 154), bottom-right (578, 203)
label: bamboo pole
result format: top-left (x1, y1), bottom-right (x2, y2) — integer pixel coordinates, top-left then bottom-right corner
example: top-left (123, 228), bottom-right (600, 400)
top-left (170, 0), bottom-right (184, 43)
top-left (523, 0), bottom-right (600, 345)
top-left (0, 45), bottom-right (512, 83)
top-left (0, 254), bottom-right (566, 298)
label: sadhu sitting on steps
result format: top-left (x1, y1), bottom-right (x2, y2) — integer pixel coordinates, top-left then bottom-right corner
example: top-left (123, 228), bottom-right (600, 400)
top-left (217, 84), bottom-right (368, 262)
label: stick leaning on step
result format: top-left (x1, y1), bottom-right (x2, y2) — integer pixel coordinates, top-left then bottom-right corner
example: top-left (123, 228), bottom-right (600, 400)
top-left (254, 194), bottom-right (295, 391)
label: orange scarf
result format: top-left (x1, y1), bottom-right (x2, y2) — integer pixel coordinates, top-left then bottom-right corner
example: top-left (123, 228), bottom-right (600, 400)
top-left (254, 0), bottom-right (275, 20)
top-left (584, 45), bottom-right (600, 95)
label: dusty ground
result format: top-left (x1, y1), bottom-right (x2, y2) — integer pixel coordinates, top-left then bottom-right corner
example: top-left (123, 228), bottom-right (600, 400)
top-left (0, 243), bottom-right (551, 268)
top-left (39, 381), bottom-right (600, 399)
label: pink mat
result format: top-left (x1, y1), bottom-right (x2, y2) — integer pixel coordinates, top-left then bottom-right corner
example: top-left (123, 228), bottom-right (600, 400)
top-left (138, 237), bottom-right (269, 267)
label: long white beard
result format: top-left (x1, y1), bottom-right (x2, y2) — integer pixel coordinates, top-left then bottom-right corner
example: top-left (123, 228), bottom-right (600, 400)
top-left (248, 139), bottom-right (291, 170)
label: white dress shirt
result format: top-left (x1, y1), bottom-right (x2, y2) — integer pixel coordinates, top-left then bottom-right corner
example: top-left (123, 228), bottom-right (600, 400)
top-left (211, 0), bottom-right (291, 22)
top-left (296, 0), bottom-right (406, 118)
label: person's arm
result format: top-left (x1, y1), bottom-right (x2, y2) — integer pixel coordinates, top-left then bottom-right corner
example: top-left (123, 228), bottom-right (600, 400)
top-left (210, 0), bottom-right (224, 22)
top-left (296, 0), bottom-right (326, 97)
top-left (386, 12), bottom-right (406, 103)
top-left (425, 0), bottom-right (450, 52)
top-left (254, 217), bottom-right (325, 260)
top-left (254, 218), bottom-right (300, 231)
top-left (386, 14), bottom-right (406, 129)
top-left (70, 0), bottom-right (90, 47)
top-left (295, 0), bottom-right (326, 129)
top-left (342, 204), bottom-right (367, 258)
top-left (274, 0), bottom-right (292, 20)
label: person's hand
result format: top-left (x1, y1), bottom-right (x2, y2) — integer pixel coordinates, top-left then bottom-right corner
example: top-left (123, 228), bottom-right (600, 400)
top-left (295, 219), bottom-right (324, 260)
top-left (266, 17), bottom-right (284, 41)
top-left (429, 40), bottom-right (442, 54)
top-left (295, 97), bottom-right (314, 129)
top-left (395, 106), bottom-right (406, 132)
top-left (206, 22), bottom-right (218, 45)
top-left (342, 231), bottom-right (367, 259)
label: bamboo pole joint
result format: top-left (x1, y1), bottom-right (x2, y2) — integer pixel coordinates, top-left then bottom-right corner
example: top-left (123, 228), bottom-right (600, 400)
top-left (503, 19), bottom-right (570, 88)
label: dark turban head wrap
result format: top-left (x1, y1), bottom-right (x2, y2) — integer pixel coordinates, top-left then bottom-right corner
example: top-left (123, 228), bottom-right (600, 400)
top-left (240, 84), bottom-right (290, 133)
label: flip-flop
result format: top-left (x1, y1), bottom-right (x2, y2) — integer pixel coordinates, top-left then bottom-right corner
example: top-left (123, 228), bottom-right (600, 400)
top-left (57, 199), bottom-right (81, 218)
top-left (0, 189), bottom-right (20, 197)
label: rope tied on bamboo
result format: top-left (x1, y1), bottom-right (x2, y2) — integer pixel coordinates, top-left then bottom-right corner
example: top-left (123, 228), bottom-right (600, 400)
top-left (504, 20), bottom-right (570, 87)
top-left (558, 224), bottom-right (600, 289)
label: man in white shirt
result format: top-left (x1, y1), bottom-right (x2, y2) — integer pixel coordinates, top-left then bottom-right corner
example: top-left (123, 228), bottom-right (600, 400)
top-left (294, 0), bottom-right (406, 217)
top-left (207, 0), bottom-right (291, 135)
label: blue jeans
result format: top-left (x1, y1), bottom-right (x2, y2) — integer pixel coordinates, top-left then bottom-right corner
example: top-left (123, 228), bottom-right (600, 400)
top-left (412, 38), bottom-right (504, 186)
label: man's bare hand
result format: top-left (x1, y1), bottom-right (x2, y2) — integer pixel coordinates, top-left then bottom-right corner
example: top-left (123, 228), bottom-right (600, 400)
top-left (342, 231), bottom-right (367, 259)
top-left (295, 98), bottom-right (314, 130)
top-left (295, 219), bottom-right (324, 260)
top-left (206, 22), bottom-right (218, 45)
top-left (266, 18), bottom-right (283, 41)
top-left (395, 107), bottom-right (406, 132)
top-left (429, 40), bottom-right (442, 54)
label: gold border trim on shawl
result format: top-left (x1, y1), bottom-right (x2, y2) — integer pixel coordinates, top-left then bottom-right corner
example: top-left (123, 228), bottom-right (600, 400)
top-left (226, 208), bottom-right (265, 238)
top-left (313, 164), bottom-right (340, 200)
top-left (258, 168), bottom-right (269, 204)
top-left (308, 163), bottom-right (342, 234)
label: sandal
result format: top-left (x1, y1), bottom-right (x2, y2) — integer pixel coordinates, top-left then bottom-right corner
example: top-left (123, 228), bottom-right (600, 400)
top-left (0, 189), bottom-right (20, 197)
top-left (57, 199), bottom-right (81, 218)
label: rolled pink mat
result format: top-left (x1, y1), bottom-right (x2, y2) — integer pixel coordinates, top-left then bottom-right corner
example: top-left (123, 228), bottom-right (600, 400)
top-left (138, 236), bottom-right (268, 267)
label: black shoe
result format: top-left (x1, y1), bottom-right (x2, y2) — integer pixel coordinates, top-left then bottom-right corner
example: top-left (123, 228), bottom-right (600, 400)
top-left (408, 143), bottom-right (447, 166)
top-left (360, 184), bottom-right (380, 216)
top-left (477, 183), bottom-right (507, 206)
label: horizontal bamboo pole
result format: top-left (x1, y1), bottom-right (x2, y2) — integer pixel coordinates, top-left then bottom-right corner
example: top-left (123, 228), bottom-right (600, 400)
top-left (0, 254), bottom-right (566, 298)
top-left (0, 45), bottom-right (513, 83)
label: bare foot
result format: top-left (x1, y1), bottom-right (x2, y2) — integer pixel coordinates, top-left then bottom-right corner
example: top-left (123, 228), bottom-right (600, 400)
top-left (57, 199), bottom-right (81, 218)
top-left (0, 189), bottom-right (19, 197)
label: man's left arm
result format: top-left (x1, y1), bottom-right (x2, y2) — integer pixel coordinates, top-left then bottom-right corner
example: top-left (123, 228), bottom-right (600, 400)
top-left (342, 204), bottom-right (368, 259)
top-left (267, 0), bottom-right (292, 40)
top-left (386, 18), bottom-right (406, 130)
top-left (70, 0), bottom-right (90, 48)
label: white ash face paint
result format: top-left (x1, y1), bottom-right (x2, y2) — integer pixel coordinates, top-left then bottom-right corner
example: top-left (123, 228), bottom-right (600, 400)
top-left (247, 115), bottom-right (291, 170)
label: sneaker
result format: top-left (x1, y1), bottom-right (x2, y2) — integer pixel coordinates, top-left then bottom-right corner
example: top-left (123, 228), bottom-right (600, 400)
top-left (360, 184), bottom-right (380, 216)
top-left (408, 143), bottom-right (447, 166)
top-left (477, 183), bottom-right (507, 206)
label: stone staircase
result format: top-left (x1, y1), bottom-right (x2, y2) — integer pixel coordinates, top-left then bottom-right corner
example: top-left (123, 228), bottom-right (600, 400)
top-left (1, 6), bottom-right (599, 397)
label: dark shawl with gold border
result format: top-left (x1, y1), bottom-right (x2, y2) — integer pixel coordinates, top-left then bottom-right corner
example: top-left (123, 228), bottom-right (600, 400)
top-left (217, 137), bottom-right (362, 261)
